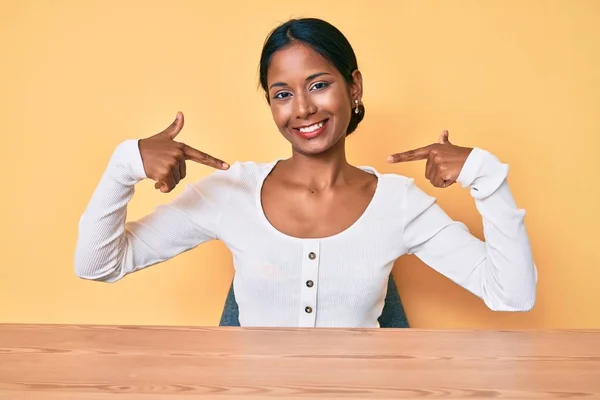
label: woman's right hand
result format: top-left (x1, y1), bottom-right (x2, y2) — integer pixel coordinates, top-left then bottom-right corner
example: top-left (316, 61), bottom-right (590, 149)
top-left (138, 112), bottom-right (229, 193)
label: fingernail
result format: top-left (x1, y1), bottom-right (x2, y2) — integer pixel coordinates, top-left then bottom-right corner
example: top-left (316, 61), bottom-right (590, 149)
top-left (222, 162), bottom-right (230, 169)
top-left (386, 156), bottom-right (394, 163)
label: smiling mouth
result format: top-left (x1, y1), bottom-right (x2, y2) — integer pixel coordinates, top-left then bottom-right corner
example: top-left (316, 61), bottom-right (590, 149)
top-left (292, 119), bottom-right (329, 139)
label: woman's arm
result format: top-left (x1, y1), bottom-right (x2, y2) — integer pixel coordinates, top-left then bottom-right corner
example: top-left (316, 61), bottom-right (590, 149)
top-left (390, 131), bottom-right (537, 311)
top-left (74, 113), bottom-right (232, 282)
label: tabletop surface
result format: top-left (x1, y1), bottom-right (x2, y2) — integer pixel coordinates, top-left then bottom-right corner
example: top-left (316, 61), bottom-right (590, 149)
top-left (1, 324), bottom-right (599, 399)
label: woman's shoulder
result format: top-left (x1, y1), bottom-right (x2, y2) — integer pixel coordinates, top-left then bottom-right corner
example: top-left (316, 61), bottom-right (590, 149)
top-left (358, 165), bottom-right (434, 206)
top-left (189, 159), bottom-right (277, 191)
top-left (223, 159), bottom-right (277, 181)
top-left (358, 164), bottom-right (414, 188)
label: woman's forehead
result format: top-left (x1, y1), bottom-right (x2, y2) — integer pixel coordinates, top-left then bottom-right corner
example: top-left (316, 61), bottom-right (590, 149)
top-left (267, 42), bottom-right (338, 84)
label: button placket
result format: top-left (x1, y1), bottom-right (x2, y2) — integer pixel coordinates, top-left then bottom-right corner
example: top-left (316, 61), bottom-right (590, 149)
top-left (299, 240), bottom-right (320, 327)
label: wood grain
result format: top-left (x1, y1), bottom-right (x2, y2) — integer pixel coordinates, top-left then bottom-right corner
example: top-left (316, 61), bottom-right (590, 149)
top-left (1, 325), bottom-right (599, 399)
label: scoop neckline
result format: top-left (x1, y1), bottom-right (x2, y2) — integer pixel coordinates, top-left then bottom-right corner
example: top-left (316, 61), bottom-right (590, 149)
top-left (255, 158), bottom-right (383, 242)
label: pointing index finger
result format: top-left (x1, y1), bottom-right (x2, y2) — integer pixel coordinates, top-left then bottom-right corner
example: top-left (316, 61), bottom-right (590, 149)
top-left (387, 144), bottom-right (434, 163)
top-left (182, 144), bottom-right (230, 170)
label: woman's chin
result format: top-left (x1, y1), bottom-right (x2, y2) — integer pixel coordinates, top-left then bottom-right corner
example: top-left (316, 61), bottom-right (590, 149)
top-left (291, 137), bottom-right (339, 156)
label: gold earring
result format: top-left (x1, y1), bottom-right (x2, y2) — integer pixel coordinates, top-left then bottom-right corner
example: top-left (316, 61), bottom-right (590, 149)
top-left (354, 99), bottom-right (360, 114)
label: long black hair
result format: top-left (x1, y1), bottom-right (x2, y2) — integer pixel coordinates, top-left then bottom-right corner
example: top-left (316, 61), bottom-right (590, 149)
top-left (259, 18), bottom-right (365, 136)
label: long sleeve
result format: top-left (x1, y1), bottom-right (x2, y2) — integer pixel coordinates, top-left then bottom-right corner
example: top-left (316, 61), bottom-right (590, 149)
top-left (401, 148), bottom-right (537, 311)
top-left (74, 139), bottom-right (234, 283)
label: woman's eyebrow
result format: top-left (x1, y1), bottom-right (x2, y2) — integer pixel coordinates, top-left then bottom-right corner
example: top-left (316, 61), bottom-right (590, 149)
top-left (269, 72), bottom-right (332, 90)
top-left (306, 72), bottom-right (331, 81)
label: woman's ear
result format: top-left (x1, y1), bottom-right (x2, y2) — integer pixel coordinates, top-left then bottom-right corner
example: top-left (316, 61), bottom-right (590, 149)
top-left (350, 69), bottom-right (363, 101)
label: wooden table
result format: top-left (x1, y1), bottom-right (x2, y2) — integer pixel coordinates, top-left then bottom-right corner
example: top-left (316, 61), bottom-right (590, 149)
top-left (1, 325), bottom-right (599, 399)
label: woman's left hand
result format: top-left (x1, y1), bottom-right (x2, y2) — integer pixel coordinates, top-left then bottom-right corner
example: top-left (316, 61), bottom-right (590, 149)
top-left (387, 130), bottom-right (473, 188)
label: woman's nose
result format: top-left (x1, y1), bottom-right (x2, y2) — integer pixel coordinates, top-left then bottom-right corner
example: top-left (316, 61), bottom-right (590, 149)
top-left (294, 94), bottom-right (316, 119)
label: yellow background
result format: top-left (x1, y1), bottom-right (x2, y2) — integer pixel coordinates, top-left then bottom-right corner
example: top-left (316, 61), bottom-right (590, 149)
top-left (1, 0), bottom-right (598, 328)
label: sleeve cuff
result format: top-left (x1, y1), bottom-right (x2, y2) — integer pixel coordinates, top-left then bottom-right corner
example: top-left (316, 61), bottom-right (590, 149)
top-left (456, 147), bottom-right (509, 199)
top-left (109, 139), bottom-right (148, 184)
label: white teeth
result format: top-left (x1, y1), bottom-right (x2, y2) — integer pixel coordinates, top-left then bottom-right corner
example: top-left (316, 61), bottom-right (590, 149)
top-left (299, 121), bottom-right (324, 133)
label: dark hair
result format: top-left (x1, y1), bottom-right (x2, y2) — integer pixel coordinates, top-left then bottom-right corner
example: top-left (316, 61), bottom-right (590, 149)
top-left (259, 18), bottom-right (365, 136)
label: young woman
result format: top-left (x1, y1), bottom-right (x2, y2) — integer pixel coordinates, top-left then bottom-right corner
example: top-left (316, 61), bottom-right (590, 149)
top-left (75, 18), bottom-right (537, 327)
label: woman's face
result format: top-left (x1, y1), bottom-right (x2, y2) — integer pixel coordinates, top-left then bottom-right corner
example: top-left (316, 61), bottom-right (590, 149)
top-left (266, 42), bottom-right (362, 156)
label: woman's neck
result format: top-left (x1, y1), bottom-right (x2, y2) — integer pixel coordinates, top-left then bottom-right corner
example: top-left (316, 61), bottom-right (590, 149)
top-left (282, 138), bottom-right (354, 191)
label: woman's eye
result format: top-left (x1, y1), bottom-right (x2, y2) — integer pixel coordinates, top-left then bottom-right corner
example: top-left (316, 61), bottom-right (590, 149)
top-left (274, 91), bottom-right (292, 99)
top-left (310, 81), bottom-right (329, 91)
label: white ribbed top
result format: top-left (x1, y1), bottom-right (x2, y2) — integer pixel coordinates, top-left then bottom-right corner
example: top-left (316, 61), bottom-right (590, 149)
top-left (74, 139), bottom-right (537, 327)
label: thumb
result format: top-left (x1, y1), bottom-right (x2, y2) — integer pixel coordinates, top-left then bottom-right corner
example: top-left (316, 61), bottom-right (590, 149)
top-left (163, 112), bottom-right (185, 139)
top-left (439, 129), bottom-right (450, 144)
